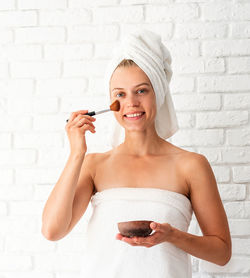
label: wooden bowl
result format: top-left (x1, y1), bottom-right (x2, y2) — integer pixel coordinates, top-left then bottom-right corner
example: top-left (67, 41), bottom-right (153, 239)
top-left (117, 220), bottom-right (153, 238)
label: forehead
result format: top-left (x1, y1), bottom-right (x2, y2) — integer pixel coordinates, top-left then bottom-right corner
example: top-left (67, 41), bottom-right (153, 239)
top-left (110, 65), bottom-right (152, 88)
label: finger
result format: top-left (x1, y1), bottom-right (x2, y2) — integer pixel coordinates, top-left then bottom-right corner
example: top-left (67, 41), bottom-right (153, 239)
top-left (121, 237), bottom-right (137, 246)
top-left (74, 114), bottom-right (96, 124)
top-left (131, 237), bottom-right (153, 248)
top-left (116, 234), bottom-right (123, 240)
top-left (78, 122), bottom-right (93, 130)
top-left (150, 222), bottom-right (160, 231)
top-left (119, 236), bottom-right (153, 247)
top-left (145, 231), bottom-right (158, 239)
top-left (76, 118), bottom-right (95, 128)
top-left (81, 123), bottom-right (96, 133)
top-left (78, 114), bottom-right (96, 121)
top-left (134, 236), bottom-right (151, 244)
top-left (124, 236), bottom-right (142, 244)
top-left (71, 110), bottom-right (89, 119)
top-left (67, 110), bottom-right (89, 123)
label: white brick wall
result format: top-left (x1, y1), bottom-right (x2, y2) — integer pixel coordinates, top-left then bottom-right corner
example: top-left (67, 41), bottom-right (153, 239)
top-left (0, 0), bottom-right (249, 277)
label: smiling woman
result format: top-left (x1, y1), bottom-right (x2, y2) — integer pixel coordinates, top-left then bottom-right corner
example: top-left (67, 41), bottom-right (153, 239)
top-left (41, 29), bottom-right (231, 278)
top-left (79, 29), bottom-right (231, 277)
top-left (109, 63), bottom-right (157, 135)
top-left (104, 34), bottom-right (179, 149)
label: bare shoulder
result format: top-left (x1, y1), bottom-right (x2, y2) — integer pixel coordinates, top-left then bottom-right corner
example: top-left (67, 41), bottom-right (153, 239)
top-left (179, 150), bottom-right (217, 196)
top-left (179, 150), bottom-right (209, 171)
top-left (167, 144), bottom-right (206, 169)
top-left (169, 145), bottom-right (212, 187)
top-left (84, 148), bottom-right (119, 177)
top-left (179, 149), bottom-right (210, 171)
top-left (85, 149), bottom-right (112, 166)
top-left (84, 150), bottom-right (113, 191)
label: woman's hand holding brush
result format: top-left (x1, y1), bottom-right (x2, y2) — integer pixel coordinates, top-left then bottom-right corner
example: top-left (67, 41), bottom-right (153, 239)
top-left (65, 110), bottom-right (96, 155)
top-left (65, 100), bottom-right (120, 155)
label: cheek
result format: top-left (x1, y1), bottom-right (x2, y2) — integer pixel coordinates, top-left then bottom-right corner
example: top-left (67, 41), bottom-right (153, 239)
top-left (147, 99), bottom-right (157, 119)
top-left (146, 94), bottom-right (156, 110)
top-left (114, 112), bottom-right (124, 125)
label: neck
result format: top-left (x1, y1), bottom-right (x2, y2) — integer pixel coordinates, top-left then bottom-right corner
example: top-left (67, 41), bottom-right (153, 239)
top-left (120, 127), bottom-right (166, 157)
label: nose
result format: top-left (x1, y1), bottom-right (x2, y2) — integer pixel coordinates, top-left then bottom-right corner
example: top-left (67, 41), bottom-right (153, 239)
top-left (125, 93), bottom-right (140, 108)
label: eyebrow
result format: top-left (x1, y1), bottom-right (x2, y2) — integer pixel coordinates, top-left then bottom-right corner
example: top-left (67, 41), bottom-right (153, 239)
top-left (111, 82), bottom-right (151, 92)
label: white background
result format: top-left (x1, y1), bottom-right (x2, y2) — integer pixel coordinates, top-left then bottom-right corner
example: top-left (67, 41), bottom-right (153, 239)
top-left (0, 0), bottom-right (250, 277)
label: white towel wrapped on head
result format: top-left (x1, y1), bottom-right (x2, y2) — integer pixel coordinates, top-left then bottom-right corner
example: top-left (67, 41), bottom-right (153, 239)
top-left (103, 29), bottom-right (179, 148)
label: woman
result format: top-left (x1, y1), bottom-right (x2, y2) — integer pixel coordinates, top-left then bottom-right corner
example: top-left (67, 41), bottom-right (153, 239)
top-left (42, 30), bottom-right (231, 277)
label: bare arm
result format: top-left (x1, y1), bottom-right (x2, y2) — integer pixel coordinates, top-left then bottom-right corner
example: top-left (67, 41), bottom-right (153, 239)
top-left (169, 153), bottom-right (232, 265)
top-left (41, 152), bottom-right (95, 241)
top-left (42, 108), bottom-right (96, 241)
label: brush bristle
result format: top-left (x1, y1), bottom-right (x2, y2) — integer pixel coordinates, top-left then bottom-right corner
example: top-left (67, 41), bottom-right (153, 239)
top-left (110, 100), bottom-right (120, 112)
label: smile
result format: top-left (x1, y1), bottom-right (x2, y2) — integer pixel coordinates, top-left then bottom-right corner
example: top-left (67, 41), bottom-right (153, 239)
top-left (124, 112), bottom-right (145, 120)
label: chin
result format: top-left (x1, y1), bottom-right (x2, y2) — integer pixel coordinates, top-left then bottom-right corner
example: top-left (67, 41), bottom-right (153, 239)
top-left (116, 121), bottom-right (144, 131)
top-left (125, 125), bottom-right (146, 132)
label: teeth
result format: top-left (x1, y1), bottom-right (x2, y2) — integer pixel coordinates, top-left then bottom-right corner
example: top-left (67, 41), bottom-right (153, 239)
top-left (126, 112), bottom-right (143, 118)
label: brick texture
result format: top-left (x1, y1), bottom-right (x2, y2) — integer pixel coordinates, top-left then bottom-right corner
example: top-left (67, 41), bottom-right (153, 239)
top-left (0, 1), bottom-right (249, 277)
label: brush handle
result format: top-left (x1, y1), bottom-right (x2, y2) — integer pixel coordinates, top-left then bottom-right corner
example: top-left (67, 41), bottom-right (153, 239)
top-left (66, 111), bottom-right (96, 123)
top-left (85, 111), bottom-right (96, 116)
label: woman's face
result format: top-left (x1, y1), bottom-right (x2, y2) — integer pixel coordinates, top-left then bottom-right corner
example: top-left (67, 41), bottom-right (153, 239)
top-left (109, 65), bottom-right (157, 132)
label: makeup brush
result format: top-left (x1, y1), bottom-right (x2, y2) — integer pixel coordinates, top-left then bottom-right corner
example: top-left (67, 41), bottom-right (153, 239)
top-left (66, 100), bottom-right (120, 122)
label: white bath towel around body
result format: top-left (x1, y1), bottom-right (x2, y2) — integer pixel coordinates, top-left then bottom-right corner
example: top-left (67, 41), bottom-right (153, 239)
top-left (79, 187), bottom-right (193, 278)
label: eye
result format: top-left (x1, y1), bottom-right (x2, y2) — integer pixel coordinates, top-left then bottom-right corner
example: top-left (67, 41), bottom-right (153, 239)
top-left (116, 92), bottom-right (124, 97)
top-left (137, 89), bottom-right (146, 94)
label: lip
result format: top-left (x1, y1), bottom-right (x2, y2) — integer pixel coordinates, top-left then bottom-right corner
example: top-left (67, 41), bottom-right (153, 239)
top-left (124, 111), bottom-right (145, 116)
top-left (124, 112), bottom-right (145, 121)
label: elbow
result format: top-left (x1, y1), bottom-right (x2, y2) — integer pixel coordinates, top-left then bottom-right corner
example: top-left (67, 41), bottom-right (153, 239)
top-left (41, 227), bottom-right (57, 241)
top-left (217, 256), bottom-right (231, 266)
top-left (41, 225), bottom-right (65, 241)
top-left (218, 251), bottom-right (232, 266)
top-left (216, 245), bottom-right (232, 266)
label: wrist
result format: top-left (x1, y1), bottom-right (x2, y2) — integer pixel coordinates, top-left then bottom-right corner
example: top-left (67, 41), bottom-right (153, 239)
top-left (167, 225), bottom-right (180, 244)
top-left (69, 152), bottom-right (86, 160)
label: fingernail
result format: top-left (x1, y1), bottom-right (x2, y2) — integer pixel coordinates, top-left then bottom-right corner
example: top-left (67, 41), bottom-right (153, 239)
top-left (151, 222), bottom-right (156, 229)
